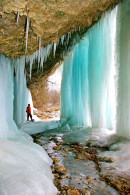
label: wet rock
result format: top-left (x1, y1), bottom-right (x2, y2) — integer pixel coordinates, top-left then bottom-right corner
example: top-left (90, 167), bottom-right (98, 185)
top-left (67, 189), bottom-right (80, 195)
top-left (74, 177), bottom-right (81, 181)
top-left (54, 178), bottom-right (60, 186)
top-left (57, 145), bottom-right (62, 150)
top-left (55, 164), bottom-right (68, 175)
top-left (98, 157), bottom-right (105, 161)
top-left (53, 146), bottom-right (58, 150)
top-left (81, 189), bottom-right (90, 195)
top-left (53, 158), bottom-right (60, 163)
top-left (61, 191), bottom-right (66, 195)
top-left (98, 157), bottom-right (115, 162)
top-left (56, 142), bottom-right (62, 146)
top-left (54, 173), bottom-right (60, 178)
top-left (64, 154), bottom-right (68, 157)
top-left (66, 176), bottom-right (72, 179)
top-left (61, 176), bottom-right (66, 179)
top-left (51, 167), bottom-right (55, 173)
top-left (76, 151), bottom-right (90, 160)
top-left (81, 177), bottom-right (84, 180)
top-left (63, 186), bottom-right (69, 191)
top-left (86, 176), bottom-right (94, 180)
top-left (64, 148), bottom-right (69, 152)
top-left (103, 157), bottom-right (115, 162)
top-left (108, 157), bottom-right (115, 162)
top-left (102, 175), bottom-right (130, 194)
top-left (53, 145), bottom-right (62, 150)
top-left (86, 142), bottom-right (93, 147)
top-left (83, 181), bottom-right (89, 185)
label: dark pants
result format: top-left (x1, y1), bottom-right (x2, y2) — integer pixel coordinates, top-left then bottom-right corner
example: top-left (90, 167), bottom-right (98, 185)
top-left (27, 113), bottom-right (32, 121)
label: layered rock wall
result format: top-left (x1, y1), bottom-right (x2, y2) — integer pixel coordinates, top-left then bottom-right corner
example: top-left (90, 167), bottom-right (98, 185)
top-left (0, 0), bottom-right (119, 57)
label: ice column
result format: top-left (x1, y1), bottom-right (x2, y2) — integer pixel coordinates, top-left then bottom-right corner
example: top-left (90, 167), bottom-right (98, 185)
top-left (0, 55), bottom-right (18, 138)
top-left (13, 57), bottom-right (27, 126)
top-left (116, 0), bottom-right (130, 138)
top-left (61, 7), bottom-right (117, 129)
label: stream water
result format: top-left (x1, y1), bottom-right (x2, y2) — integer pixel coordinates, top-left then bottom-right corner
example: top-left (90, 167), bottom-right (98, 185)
top-left (32, 127), bottom-right (130, 195)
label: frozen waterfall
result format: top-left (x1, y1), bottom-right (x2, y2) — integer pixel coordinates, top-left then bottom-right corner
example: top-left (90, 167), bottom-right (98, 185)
top-left (0, 55), bottom-right (18, 139)
top-left (0, 54), bottom-right (57, 194)
top-left (61, 0), bottom-right (130, 138)
top-left (61, 7), bottom-right (117, 130)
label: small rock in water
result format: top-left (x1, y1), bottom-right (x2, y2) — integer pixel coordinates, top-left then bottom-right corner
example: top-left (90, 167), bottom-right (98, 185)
top-left (76, 151), bottom-right (90, 160)
top-left (64, 148), bottom-right (69, 152)
top-left (51, 167), bottom-right (55, 173)
top-left (53, 158), bottom-right (60, 163)
top-left (83, 181), bottom-right (89, 185)
top-left (57, 145), bottom-right (62, 150)
top-left (53, 146), bottom-right (57, 150)
top-left (74, 177), bottom-right (81, 181)
top-left (55, 164), bottom-right (68, 175)
top-left (64, 154), bottom-right (68, 157)
top-left (109, 157), bottom-right (115, 162)
top-left (66, 176), bottom-right (72, 179)
top-left (104, 157), bottom-right (115, 162)
top-left (81, 177), bottom-right (84, 180)
top-left (54, 173), bottom-right (60, 178)
top-left (61, 190), bottom-right (66, 195)
top-left (56, 142), bottom-right (61, 146)
top-left (86, 142), bottom-right (92, 147)
top-left (86, 176), bottom-right (94, 180)
top-left (67, 189), bottom-right (80, 195)
top-left (81, 189), bottom-right (90, 195)
top-left (61, 175), bottom-right (66, 179)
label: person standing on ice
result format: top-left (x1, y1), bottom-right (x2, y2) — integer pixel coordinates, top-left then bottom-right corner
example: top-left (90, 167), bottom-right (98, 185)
top-left (26, 104), bottom-right (33, 121)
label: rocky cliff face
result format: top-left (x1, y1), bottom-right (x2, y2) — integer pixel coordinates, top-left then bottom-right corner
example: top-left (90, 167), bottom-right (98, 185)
top-left (0, 0), bottom-right (119, 57)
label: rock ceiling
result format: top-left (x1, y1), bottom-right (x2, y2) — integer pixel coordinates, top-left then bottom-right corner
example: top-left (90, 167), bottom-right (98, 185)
top-left (0, 0), bottom-right (119, 57)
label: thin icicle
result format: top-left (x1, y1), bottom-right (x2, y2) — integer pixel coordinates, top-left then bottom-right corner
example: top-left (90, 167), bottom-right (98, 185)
top-left (53, 42), bottom-right (57, 57)
top-left (61, 35), bottom-right (65, 45)
top-left (38, 37), bottom-right (41, 68)
top-left (16, 9), bottom-right (19, 24)
top-left (25, 15), bottom-right (29, 54)
top-left (39, 37), bottom-right (41, 51)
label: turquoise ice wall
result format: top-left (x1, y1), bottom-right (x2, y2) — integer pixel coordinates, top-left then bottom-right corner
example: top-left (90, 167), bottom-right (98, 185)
top-left (0, 54), bottom-right (27, 138)
top-left (61, 0), bottom-right (130, 138)
top-left (61, 6), bottom-right (117, 129)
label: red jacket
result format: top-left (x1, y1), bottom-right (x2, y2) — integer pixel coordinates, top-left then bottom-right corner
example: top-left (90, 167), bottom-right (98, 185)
top-left (27, 107), bottom-right (31, 114)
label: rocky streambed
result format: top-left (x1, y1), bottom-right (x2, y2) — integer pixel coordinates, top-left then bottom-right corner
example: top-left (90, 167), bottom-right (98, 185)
top-left (32, 128), bottom-right (130, 195)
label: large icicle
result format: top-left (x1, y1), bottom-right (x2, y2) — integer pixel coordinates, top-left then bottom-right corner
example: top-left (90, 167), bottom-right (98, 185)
top-left (0, 55), bottom-right (18, 138)
top-left (13, 57), bottom-right (27, 125)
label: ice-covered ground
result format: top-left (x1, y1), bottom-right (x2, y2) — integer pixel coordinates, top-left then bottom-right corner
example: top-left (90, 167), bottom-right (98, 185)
top-left (31, 124), bottom-right (130, 194)
top-left (20, 120), bottom-right (130, 180)
top-left (62, 127), bottom-right (130, 179)
top-left (0, 131), bottom-right (58, 195)
top-left (19, 121), bottom-right (61, 135)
